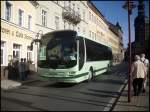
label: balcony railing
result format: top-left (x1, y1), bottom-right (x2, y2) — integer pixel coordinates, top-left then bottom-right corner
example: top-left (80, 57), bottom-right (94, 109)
top-left (62, 6), bottom-right (81, 25)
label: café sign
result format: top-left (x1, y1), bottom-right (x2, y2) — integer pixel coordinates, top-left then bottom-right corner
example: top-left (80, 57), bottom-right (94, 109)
top-left (1, 27), bottom-right (33, 40)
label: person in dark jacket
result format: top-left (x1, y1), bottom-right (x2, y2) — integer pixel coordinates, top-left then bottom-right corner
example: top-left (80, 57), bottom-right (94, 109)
top-left (13, 59), bottom-right (19, 80)
top-left (18, 58), bottom-right (26, 81)
top-left (4, 62), bottom-right (14, 80)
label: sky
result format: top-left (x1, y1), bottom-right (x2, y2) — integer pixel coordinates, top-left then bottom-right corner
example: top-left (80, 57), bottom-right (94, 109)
top-left (92, 1), bottom-right (149, 48)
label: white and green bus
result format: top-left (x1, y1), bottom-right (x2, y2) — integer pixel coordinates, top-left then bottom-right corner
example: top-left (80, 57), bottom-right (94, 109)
top-left (32, 30), bottom-right (113, 83)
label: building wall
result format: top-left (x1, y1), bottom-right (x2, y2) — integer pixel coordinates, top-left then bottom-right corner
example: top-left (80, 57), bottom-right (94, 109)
top-left (108, 30), bottom-right (120, 54)
top-left (87, 1), bottom-right (109, 46)
top-left (35, 1), bottom-right (88, 37)
top-left (1, 1), bottom-right (37, 67)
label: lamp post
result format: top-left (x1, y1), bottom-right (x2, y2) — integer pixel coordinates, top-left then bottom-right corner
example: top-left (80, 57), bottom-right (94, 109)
top-left (123, 0), bottom-right (136, 102)
top-left (35, 30), bottom-right (43, 72)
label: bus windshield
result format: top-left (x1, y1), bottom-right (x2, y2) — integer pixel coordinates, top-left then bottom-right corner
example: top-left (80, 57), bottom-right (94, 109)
top-left (38, 31), bottom-right (77, 69)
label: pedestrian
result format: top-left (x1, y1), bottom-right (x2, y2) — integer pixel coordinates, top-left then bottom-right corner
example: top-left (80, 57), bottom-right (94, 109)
top-left (130, 55), bottom-right (147, 96)
top-left (4, 62), bottom-right (14, 80)
top-left (24, 58), bottom-right (29, 79)
top-left (13, 59), bottom-right (19, 80)
top-left (18, 58), bottom-right (26, 81)
top-left (140, 53), bottom-right (149, 93)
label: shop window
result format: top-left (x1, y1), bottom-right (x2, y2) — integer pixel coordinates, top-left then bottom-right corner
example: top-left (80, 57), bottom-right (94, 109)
top-left (13, 44), bottom-right (21, 60)
top-left (27, 46), bottom-right (32, 62)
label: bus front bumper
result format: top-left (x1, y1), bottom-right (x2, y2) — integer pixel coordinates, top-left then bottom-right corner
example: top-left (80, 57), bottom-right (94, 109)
top-left (40, 72), bottom-right (88, 83)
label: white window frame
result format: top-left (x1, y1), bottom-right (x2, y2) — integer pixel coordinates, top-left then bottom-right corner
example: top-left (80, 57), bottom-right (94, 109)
top-left (18, 9), bottom-right (24, 27)
top-left (89, 11), bottom-right (91, 20)
top-left (28, 15), bottom-right (32, 30)
top-left (5, 1), bottom-right (12, 22)
top-left (55, 16), bottom-right (59, 30)
top-left (27, 46), bottom-right (32, 61)
top-left (13, 44), bottom-right (21, 60)
top-left (42, 9), bottom-right (47, 27)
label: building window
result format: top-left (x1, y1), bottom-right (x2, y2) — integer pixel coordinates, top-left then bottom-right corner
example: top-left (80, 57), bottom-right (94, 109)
top-left (18, 9), bottom-right (24, 26)
top-left (55, 16), bottom-right (59, 30)
top-left (42, 10), bottom-right (47, 26)
top-left (13, 44), bottom-right (21, 60)
top-left (83, 9), bottom-right (85, 20)
top-left (28, 15), bottom-right (32, 30)
top-left (89, 11), bottom-right (91, 20)
top-left (27, 46), bottom-right (32, 61)
top-left (5, 1), bottom-right (12, 21)
top-left (92, 14), bottom-right (93, 22)
top-left (77, 4), bottom-right (80, 15)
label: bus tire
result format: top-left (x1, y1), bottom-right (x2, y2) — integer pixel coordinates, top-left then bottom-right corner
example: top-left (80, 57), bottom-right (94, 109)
top-left (87, 68), bottom-right (93, 82)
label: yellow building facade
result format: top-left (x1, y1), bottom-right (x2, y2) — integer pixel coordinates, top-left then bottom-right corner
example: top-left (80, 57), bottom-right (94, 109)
top-left (1, 1), bottom-right (37, 68)
top-left (87, 1), bottom-right (109, 46)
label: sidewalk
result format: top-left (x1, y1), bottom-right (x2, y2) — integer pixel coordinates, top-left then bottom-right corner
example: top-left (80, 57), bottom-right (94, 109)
top-left (113, 83), bottom-right (149, 111)
top-left (1, 73), bottom-right (39, 90)
top-left (1, 80), bottom-right (21, 90)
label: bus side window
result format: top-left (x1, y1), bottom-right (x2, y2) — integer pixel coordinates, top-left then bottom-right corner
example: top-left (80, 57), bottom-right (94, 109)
top-left (79, 37), bottom-right (85, 70)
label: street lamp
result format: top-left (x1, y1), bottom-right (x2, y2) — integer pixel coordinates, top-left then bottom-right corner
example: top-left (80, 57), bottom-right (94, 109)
top-left (30, 30), bottom-right (43, 72)
top-left (123, 0), bottom-right (136, 103)
top-left (36, 30), bottom-right (43, 72)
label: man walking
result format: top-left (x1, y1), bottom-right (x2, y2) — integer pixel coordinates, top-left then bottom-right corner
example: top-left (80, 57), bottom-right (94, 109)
top-left (130, 55), bottom-right (147, 96)
top-left (140, 53), bottom-right (149, 92)
top-left (18, 58), bottom-right (25, 81)
top-left (24, 58), bottom-right (29, 79)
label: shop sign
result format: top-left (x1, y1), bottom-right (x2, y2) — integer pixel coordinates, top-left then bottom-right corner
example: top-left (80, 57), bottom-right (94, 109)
top-left (1, 27), bottom-right (33, 40)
